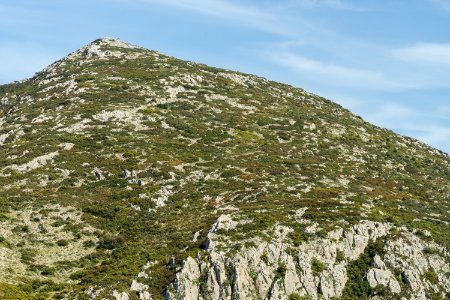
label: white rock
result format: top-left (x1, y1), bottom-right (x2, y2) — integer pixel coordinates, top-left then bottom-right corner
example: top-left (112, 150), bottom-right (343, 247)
top-left (59, 142), bottom-right (75, 150)
top-left (170, 257), bottom-right (201, 300)
top-left (367, 268), bottom-right (401, 294)
top-left (112, 290), bottom-right (130, 300)
top-left (131, 280), bottom-right (149, 292)
top-left (139, 290), bottom-right (152, 300)
top-left (0, 133), bottom-right (10, 144)
top-left (168, 217), bottom-right (449, 300)
top-left (6, 151), bottom-right (58, 173)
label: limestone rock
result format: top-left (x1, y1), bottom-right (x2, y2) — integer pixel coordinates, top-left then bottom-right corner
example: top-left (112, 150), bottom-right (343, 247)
top-left (170, 256), bottom-right (201, 300)
top-left (113, 290), bottom-right (130, 300)
top-left (167, 215), bottom-right (449, 300)
top-left (367, 268), bottom-right (401, 294)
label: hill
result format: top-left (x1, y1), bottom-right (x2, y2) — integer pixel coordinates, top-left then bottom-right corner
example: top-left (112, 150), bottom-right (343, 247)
top-left (0, 37), bottom-right (448, 300)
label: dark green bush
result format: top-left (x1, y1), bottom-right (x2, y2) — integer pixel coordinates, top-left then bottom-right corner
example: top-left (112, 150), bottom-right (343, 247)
top-left (97, 235), bottom-right (124, 250)
top-left (57, 239), bottom-right (69, 247)
top-left (40, 266), bottom-right (55, 276)
top-left (288, 293), bottom-right (302, 300)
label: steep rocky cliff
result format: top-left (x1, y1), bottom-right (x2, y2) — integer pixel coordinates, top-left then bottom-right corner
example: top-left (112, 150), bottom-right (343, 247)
top-left (0, 38), bottom-right (448, 299)
top-left (167, 215), bottom-right (449, 300)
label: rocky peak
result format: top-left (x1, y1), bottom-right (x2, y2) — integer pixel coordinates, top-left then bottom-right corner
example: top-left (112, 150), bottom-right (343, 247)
top-left (92, 36), bottom-right (125, 44)
top-left (68, 37), bottom-right (142, 60)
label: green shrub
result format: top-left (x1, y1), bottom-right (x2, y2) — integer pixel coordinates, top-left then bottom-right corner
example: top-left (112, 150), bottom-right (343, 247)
top-left (423, 270), bottom-right (438, 284)
top-left (221, 169), bottom-right (241, 178)
top-left (97, 235), bottom-right (124, 250)
top-left (57, 239), bottom-right (69, 247)
top-left (289, 293), bottom-right (302, 300)
top-left (19, 248), bottom-right (36, 264)
top-left (336, 249), bottom-right (345, 263)
top-left (124, 149), bottom-right (139, 158)
top-left (12, 225), bottom-right (29, 233)
top-left (288, 230), bottom-right (308, 247)
top-left (140, 107), bottom-right (158, 114)
top-left (0, 283), bottom-right (29, 299)
top-left (311, 258), bottom-right (326, 276)
top-left (275, 263), bottom-right (287, 280)
top-left (341, 239), bottom-right (386, 298)
top-left (69, 270), bottom-right (86, 280)
top-left (423, 247), bottom-right (439, 255)
top-left (41, 266), bottom-right (55, 276)
top-left (82, 240), bottom-right (96, 248)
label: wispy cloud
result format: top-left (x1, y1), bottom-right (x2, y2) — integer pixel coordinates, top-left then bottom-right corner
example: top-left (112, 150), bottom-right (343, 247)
top-left (393, 43), bottom-right (450, 65)
top-left (419, 126), bottom-right (450, 150)
top-left (401, 124), bottom-right (450, 153)
top-left (322, 0), bottom-right (367, 10)
top-left (270, 51), bottom-right (412, 91)
top-left (289, 0), bottom-right (373, 11)
top-left (132, 0), bottom-right (369, 37)
top-left (140, 0), bottom-right (268, 18)
top-left (364, 102), bottom-right (450, 153)
top-left (0, 2), bottom-right (49, 27)
top-left (134, 0), bottom-right (294, 36)
top-left (366, 103), bottom-right (416, 127)
top-left (128, 0), bottom-right (382, 78)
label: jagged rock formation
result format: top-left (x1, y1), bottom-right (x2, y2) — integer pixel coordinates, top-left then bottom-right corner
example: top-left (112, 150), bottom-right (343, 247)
top-left (0, 38), bottom-right (448, 299)
top-left (166, 213), bottom-right (449, 300)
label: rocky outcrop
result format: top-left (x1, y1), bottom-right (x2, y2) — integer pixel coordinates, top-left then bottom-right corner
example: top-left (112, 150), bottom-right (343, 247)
top-left (166, 214), bottom-right (449, 300)
top-left (3, 151), bottom-right (58, 173)
top-left (131, 280), bottom-right (152, 300)
top-left (113, 290), bottom-right (130, 300)
top-left (366, 268), bottom-right (401, 294)
top-left (167, 257), bottom-right (202, 300)
top-left (382, 231), bottom-right (450, 299)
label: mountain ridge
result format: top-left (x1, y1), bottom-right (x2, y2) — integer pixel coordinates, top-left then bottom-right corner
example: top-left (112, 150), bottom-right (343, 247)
top-left (0, 38), bottom-right (448, 300)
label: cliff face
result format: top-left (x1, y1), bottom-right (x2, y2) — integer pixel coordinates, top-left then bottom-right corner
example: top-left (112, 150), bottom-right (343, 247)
top-left (168, 215), bottom-right (449, 300)
top-left (0, 38), bottom-right (448, 300)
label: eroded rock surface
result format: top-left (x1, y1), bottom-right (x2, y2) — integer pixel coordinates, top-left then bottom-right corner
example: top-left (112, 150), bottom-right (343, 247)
top-left (166, 214), bottom-right (449, 300)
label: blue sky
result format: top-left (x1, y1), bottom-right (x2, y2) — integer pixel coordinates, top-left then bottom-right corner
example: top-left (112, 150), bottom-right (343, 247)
top-left (1, 0), bottom-right (449, 153)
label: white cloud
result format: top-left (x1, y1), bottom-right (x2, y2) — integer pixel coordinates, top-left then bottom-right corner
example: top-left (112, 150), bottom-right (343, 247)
top-left (132, 0), bottom-right (369, 37)
top-left (293, 0), bottom-right (372, 11)
top-left (402, 124), bottom-right (450, 154)
top-left (270, 51), bottom-right (412, 91)
top-left (393, 43), bottom-right (450, 65)
top-left (135, 0), bottom-right (294, 36)
top-left (365, 103), bottom-right (415, 127)
top-left (418, 126), bottom-right (450, 151)
top-left (142, 0), bottom-right (266, 18)
top-left (363, 102), bottom-right (449, 153)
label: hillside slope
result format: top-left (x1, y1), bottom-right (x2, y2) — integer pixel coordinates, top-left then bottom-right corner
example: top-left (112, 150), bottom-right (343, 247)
top-left (0, 38), bottom-right (448, 300)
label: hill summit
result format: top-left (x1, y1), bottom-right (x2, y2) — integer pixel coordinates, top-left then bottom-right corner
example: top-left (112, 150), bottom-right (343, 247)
top-left (0, 37), bottom-right (449, 300)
